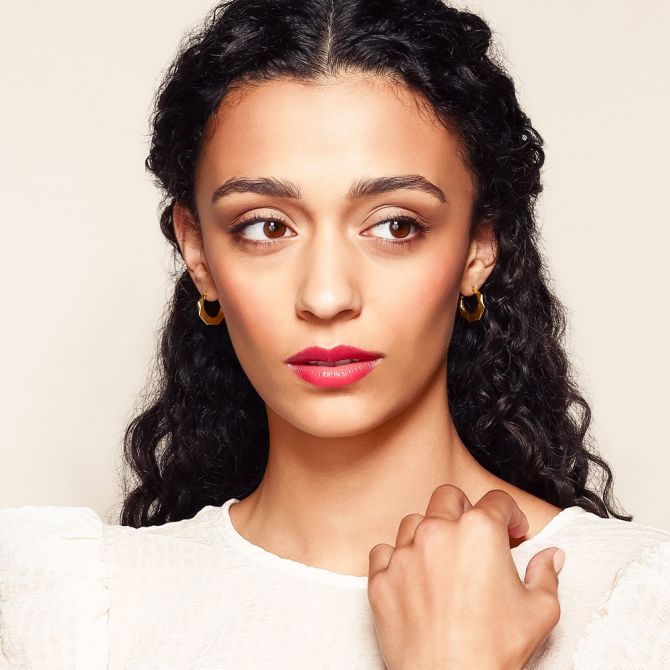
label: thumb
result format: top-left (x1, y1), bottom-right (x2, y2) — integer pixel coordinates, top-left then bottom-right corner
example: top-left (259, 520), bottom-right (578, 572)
top-left (523, 546), bottom-right (565, 596)
top-left (522, 547), bottom-right (565, 635)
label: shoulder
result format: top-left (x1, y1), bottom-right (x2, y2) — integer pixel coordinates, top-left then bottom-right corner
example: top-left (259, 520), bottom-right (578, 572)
top-left (548, 506), bottom-right (670, 567)
top-left (542, 507), bottom-right (670, 599)
top-left (543, 509), bottom-right (670, 669)
top-left (571, 536), bottom-right (670, 669)
top-left (0, 504), bottom-right (106, 568)
top-left (102, 503), bottom-right (226, 546)
top-left (514, 509), bottom-right (670, 668)
top-left (0, 505), bottom-right (109, 668)
top-left (0, 504), bottom-right (107, 583)
top-left (0, 503), bottom-right (104, 537)
top-left (101, 505), bottom-right (229, 592)
top-left (514, 507), bottom-right (669, 601)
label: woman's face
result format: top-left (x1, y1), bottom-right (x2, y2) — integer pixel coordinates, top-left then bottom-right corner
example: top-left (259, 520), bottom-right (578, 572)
top-left (176, 72), bottom-right (496, 437)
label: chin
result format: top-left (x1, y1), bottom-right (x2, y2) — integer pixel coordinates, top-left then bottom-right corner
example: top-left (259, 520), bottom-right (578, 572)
top-left (272, 404), bottom-right (391, 440)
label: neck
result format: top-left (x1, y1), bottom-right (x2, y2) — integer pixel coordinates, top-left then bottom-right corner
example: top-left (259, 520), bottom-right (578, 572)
top-left (228, 369), bottom-right (534, 577)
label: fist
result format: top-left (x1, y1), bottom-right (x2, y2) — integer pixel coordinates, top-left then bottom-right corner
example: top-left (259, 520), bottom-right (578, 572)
top-left (367, 485), bottom-right (564, 670)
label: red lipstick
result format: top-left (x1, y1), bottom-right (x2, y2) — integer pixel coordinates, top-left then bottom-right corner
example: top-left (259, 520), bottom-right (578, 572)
top-left (284, 345), bottom-right (384, 388)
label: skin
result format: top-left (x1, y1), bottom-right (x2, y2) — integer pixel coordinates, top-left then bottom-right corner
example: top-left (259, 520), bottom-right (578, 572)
top-left (367, 485), bottom-right (563, 669)
top-left (173, 71), bottom-right (561, 591)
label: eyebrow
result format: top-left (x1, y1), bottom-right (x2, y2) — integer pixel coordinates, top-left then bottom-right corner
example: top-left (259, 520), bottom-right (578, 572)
top-left (211, 174), bottom-right (447, 205)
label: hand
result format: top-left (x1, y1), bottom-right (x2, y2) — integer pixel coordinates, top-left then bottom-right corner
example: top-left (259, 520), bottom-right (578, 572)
top-left (367, 485), bottom-right (564, 670)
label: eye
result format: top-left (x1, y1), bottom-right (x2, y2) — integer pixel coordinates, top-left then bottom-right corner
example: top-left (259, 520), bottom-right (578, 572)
top-left (227, 210), bottom-right (432, 248)
top-left (227, 213), bottom-right (296, 246)
top-left (365, 212), bottom-right (430, 245)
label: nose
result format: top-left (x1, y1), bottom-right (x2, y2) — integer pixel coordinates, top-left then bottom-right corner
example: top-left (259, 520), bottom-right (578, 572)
top-left (295, 223), bottom-right (363, 323)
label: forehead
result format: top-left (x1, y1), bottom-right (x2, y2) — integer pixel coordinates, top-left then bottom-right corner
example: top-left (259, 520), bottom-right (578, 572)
top-left (195, 72), bottom-right (473, 204)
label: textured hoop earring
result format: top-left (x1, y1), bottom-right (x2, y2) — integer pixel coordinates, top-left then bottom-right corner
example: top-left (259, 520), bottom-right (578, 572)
top-left (458, 285), bottom-right (485, 322)
top-left (197, 290), bottom-right (225, 326)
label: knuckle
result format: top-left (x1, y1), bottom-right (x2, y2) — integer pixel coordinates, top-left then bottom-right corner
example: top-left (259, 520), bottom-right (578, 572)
top-left (433, 483), bottom-right (468, 506)
top-left (433, 483), bottom-right (466, 496)
top-left (487, 487), bottom-right (514, 501)
top-left (413, 516), bottom-right (447, 544)
top-left (539, 592), bottom-right (561, 626)
top-left (461, 507), bottom-right (498, 534)
top-left (368, 542), bottom-right (393, 571)
top-left (430, 484), bottom-right (471, 516)
top-left (367, 572), bottom-right (389, 604)
top-left (547, 596), bottom-right (562, 625)
top-left (398, 512), bottom-right (423, 530)
top-left (387, 545), bottom-right (413, 574)
top-left (368, 543), bottom-right (384, 561)
top-left (478, 488), bottom-right (519, 515)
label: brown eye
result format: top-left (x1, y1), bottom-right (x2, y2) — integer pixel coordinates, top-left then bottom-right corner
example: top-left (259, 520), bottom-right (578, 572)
top-left (227, 213), bottom-right (296, 245)
top-left (387, 217), bottom-right (413, 239)
top-left (368, 214), bottom-right (427, 244)
top-left (263, 220), bottom-right (287, 239)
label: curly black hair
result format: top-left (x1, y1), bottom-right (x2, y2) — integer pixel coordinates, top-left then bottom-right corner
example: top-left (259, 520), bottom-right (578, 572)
top-left (118, 0), bottom-right (632, 527)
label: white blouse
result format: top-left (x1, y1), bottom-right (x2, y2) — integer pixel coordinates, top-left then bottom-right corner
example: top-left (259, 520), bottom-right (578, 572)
top-left (0, 498), bottom-right (669, 669)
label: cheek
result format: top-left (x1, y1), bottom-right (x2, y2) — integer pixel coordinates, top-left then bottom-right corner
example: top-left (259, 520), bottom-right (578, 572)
top-left (382, 250), bottom-right (464, 376)
top-left (207, 234), bottom-right (465, 382)
top-left (216, 251), bottom-right (462, 328)
top-left (211, 270), bottom-right (310, 414)
top-left (391, 248), bottom-right (463, 324)
top-left (218, 277), bottom-right (281, 353)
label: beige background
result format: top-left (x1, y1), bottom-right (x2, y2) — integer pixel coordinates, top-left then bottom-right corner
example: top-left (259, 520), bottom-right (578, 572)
top-left (0, 1), bottom-right (668, 531)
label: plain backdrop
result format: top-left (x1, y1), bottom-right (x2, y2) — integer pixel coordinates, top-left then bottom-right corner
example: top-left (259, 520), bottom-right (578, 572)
top-left (0, 1), bottom-right (668, 531)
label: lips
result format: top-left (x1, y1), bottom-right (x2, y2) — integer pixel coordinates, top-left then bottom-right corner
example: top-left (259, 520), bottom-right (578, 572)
top-left (284, 345), bottom-right (384, 366)
top-left (285, 345), bottom-right (385, 388)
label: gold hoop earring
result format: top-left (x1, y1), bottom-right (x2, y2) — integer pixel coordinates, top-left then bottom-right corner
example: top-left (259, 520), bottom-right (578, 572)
top-left (197, 290), bottom-right (225, 326)
top-left (458, 285), bottom-right (485, 322)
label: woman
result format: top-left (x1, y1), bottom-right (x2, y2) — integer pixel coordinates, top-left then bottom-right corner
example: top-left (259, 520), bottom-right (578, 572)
top-left (1, 0), bottom-right (668, 668)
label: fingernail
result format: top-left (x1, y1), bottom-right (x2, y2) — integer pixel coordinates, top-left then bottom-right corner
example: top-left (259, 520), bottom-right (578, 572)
top-left (553, 548), bottom-right (566, 574)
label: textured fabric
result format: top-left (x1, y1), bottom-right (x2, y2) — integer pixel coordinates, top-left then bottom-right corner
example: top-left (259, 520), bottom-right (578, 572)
top-left (0, 506), bottom-right (109, 670)
top-left (1, 498), bottom-right (669, 669)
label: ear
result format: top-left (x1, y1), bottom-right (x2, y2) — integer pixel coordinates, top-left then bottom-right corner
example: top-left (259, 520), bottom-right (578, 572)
top-left (459, 220), bottom-right (497, 296)
top-left (172, 201), bottom-right (220, 301)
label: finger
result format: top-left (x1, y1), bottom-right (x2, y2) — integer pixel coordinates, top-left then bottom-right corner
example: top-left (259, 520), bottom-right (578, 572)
top-left (368, 542), bottom-right (395, 578)
top-left (395, 513), bottom-right (424, 548)
top-left (523, 547), bottom-right (564, 629)
top-left (423, 484), bottom-right (474, 520)
top-left (471, 488), bottom-right (529, 538)
top-left (524, 546), bottom-right (564, 595)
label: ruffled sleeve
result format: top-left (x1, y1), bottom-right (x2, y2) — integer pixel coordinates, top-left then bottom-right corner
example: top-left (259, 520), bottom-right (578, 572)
top-left (572, 539), bottom-right (670, 669)
top-left (0, 506), bottom-right (110, 670)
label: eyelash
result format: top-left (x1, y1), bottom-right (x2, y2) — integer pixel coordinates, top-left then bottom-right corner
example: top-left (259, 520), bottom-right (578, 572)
top-left (227, 211), bottom-right (432, 248)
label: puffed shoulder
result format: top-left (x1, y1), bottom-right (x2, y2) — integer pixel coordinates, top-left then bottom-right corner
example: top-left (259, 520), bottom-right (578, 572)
top-left (572, 539), bottom-right (670, 670)
top-left (0, 506), bottom-right (109, 670)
